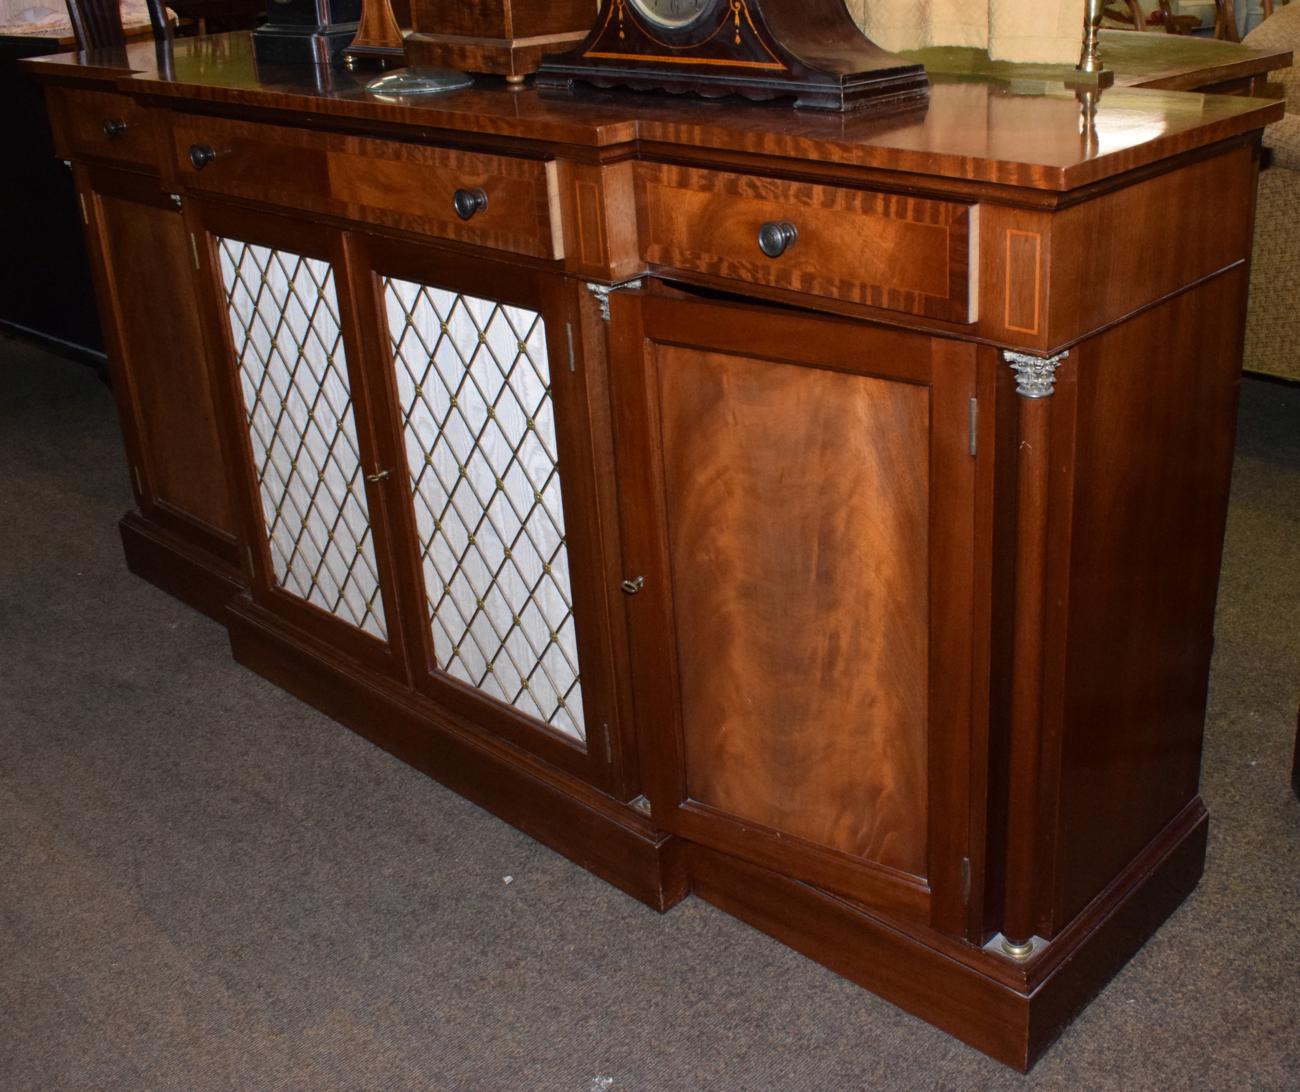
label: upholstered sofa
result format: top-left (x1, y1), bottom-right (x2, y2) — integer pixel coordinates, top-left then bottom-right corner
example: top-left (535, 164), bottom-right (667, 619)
top-left (1244, 2), bottom-right (1300, 381)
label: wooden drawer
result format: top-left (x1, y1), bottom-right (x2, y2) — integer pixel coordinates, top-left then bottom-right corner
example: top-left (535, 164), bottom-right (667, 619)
top-left (638, 163), bottom-right (977, 324)
top-left (51, 87), bottom-right (161, 172)
top-left (171, 115), bottom-right (564, 260)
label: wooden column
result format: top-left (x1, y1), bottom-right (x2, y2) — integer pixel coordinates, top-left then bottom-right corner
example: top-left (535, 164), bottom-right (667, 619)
top-left (999, 349), bottom-right (1068, 959)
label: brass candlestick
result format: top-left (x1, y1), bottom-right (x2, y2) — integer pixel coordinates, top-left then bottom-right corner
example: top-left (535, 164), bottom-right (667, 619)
top-left (1078, 0), bottom-right (1105, 74)
top-left (1066, 0), bottom-right (1115, 89)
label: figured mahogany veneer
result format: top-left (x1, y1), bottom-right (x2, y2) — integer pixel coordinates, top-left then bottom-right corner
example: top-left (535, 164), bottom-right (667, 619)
top-left (170, 114), bottom-right (566, 260)
top-left (637, 163), bottom-right (975, 322)
top-left (49, 86), bottom-right (160, 171)
top-left (661, 349), bottom-right (931, 878)
top-left (22, 31), bottom-right (1287, 1073)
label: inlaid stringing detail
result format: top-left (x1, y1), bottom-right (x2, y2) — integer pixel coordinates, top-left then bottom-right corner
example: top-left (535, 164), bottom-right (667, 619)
top-left (384, 279), bottom-right (585, 742)
top-left (1004, 349), bottom-right (1069, 400)
top-left (218, 239), bottom-right (387, 639)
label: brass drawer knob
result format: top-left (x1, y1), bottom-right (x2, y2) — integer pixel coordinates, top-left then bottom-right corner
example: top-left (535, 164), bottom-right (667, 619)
top-left (101, 118), bottom-right (128, 140)
top-left (188, 144), bottom-right (217, 170)
top-left (758, 220), bottom-right (798, 259)
top-left (453, 187), bottom-right (489, 221)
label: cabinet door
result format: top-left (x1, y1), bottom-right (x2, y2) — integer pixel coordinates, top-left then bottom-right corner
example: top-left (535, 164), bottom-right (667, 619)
top-left (194, 203), bottom-right (405, 677)
top-left (347, 235), bottom-right (634, 790)
top-left (79, 165), bottom-right (240, 572)
top-left (609, 290), bottom-right (983, 929)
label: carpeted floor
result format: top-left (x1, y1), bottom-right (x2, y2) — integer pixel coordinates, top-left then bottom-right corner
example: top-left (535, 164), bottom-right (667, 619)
top-left (1, 335), bottom-right (1297, 1092)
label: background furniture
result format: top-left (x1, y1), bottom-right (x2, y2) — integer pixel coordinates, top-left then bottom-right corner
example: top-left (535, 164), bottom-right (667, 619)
top-left (0, 30), bottom-right (100, 357)
top-left (907, 26), bottom-right (1291, 93)
top-left (22, 31), bottom-right (1283, 1072)
top-left (1243, 0), bottom-right (1300, 381)
top-left (0, 0), bottom-right (262, 361)
top-left (62, 0), bottom-right (171, 49)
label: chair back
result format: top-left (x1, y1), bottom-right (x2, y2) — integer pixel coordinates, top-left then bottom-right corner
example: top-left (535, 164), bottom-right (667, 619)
top-left (63, 0), bottom-right (173, 50)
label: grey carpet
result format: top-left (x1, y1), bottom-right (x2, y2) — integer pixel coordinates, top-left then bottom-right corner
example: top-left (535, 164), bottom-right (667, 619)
top-left (1, 336), bottom-right (1297, 1092)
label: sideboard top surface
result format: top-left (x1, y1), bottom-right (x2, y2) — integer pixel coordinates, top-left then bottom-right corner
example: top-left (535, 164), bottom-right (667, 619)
top-left (22, 31), bottom-right (1285, 191)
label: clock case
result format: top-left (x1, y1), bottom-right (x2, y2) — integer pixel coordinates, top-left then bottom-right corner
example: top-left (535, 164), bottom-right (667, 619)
top-left (535, 0), bottom-right (929, 112)
top-left (404, 0), bottom-right (594, 83)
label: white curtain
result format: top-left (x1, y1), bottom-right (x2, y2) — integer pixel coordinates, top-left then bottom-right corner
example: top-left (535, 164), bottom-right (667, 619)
top-left (850, 0), bottom-right (1089, 64)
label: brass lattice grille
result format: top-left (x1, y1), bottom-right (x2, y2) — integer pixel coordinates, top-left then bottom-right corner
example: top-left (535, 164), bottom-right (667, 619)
top-left (219, 239), bottom-right (387, 640)
top-left (384, 278), bottom-right (584, 741)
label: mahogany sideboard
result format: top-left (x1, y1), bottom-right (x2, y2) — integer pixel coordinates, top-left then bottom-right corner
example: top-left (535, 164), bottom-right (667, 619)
top-left (23, 34), bottom-right (1287, 1071)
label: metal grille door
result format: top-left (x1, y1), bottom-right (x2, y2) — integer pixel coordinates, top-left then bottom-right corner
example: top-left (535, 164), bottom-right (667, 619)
top-left (384, 278), bottom-right (584, 742)
top-left (219, 239), bottom-right (387, 640)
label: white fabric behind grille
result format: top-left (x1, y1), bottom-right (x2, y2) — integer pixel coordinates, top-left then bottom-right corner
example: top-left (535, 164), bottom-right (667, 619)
top-left (385, 278), bottom-right (584, 742)
top-left (219, 239), bottom-right (387, 640)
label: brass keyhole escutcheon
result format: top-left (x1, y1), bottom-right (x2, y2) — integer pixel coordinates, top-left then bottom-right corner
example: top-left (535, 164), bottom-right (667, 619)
top-left (621, 576), bottom-right (645, 595)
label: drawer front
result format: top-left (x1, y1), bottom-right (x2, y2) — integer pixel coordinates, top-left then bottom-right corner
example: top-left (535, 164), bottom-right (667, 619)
top-left (54, 88), bottom-right (160, 172)
top-left (171, 116), bottom-right (563, 260)
top-left (638, 164), bottom-right (976, 324)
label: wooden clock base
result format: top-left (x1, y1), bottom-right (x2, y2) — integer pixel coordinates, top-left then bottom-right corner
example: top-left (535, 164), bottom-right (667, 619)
top-left (402, 0), bottom-right (597, 82)
top-left (534, 0), bottom-right (929, 111)
top-left (404, 29), bottom-right (589, 83)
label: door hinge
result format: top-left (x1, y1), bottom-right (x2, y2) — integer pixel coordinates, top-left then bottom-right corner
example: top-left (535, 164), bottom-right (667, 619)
top-left (602, 723), bottom-right (613, 764)
top-left (245, 545), bottom-right (256, 576)
top-left (189, 232), bottom-right (201, 271)
top-left (131, 465), bottom-right (143, 494)
top-left (78, 192), bottom-right (89, 226)
top-left (566, 321), bottom-right (577, 372)
top-left (968, 397), bottom-right (978, 458)
top-left (961, 856), bottom-right (972, 906)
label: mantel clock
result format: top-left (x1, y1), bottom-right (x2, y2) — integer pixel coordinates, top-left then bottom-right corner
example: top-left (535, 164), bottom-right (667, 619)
top-left (536, 0), bottom-right (928, 111)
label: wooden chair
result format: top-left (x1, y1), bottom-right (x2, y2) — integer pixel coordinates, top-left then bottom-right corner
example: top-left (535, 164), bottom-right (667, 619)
top-left (63, 0), bottom-right (172, 50)
top-left (1148, 1), bottom-right (1203, 35)
top-left (1104, 0), bottom-right (1147, 29)
top-left (1213, 0), bottom-right (1242, 41)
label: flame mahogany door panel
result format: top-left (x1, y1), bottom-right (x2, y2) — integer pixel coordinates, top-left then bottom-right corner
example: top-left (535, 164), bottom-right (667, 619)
top-left (609, 289), bottom-right (983, 929)
top-left (78, 166), bottom-right (240, 570)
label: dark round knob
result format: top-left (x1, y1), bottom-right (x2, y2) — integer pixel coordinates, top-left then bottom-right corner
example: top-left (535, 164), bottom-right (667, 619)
top-left (102, 118), bottom-right (128, 140)
top-left (758, 220), bottom-right (798, 259)
top-left (188, 144), bottom-right (217, 170)
top-left (453, 187), bottom-right (489, 221)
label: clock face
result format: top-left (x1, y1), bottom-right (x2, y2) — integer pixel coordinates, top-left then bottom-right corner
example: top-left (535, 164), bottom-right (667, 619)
top-left (627, 0), bottom-right (717, 30)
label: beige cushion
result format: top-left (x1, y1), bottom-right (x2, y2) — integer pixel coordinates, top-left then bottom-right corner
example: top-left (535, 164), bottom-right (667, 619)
top-left (1244, 2), bottom-right (1300, 113)
top-left (1245, 159), bottom-right (1300, 381)
top-left (1268, 112), bottom-right (1300, 170)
